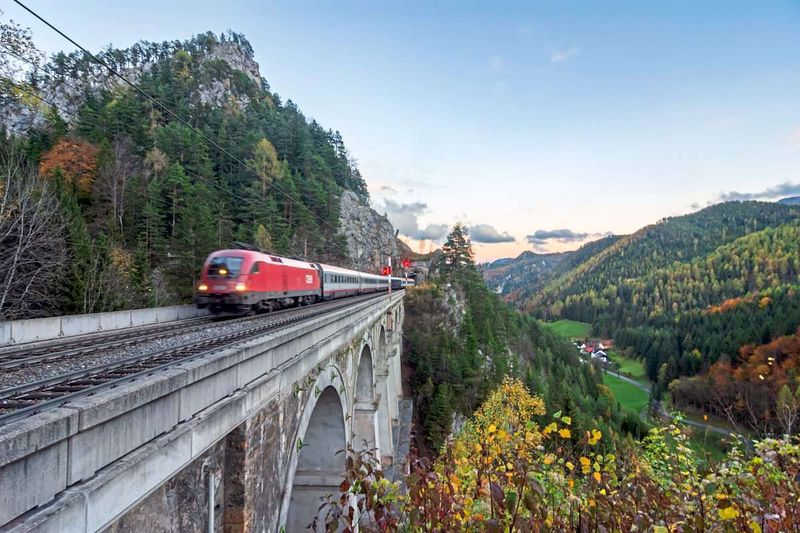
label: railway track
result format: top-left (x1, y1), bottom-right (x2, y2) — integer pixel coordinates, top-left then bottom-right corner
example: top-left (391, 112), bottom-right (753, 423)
top-left (0, 315), bottom-right (216, 370)
top-left (0, 293), bottom-right (386, 425)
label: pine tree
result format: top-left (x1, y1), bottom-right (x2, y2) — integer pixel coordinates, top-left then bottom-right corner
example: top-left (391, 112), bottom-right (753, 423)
top-left (440, 223), bottom-right (474, 274)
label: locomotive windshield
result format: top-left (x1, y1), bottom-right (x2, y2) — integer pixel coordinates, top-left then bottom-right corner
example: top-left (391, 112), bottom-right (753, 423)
top-left (207, 256), bottom-right (244, 277)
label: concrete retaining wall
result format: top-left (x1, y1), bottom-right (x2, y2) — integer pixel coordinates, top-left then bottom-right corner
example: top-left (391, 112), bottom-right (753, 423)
top-left (0, 305), bottom-right (208, 347)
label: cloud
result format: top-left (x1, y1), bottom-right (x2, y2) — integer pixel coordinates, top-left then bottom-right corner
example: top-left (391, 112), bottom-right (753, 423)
top-left (716, 182), bottom-right (800, 202)
top-left (469, 224), bottom-right (515, 244)
top-left (378, 185), bottom-right (397, 195)
top-left (382, 199), bottom-right (448, 241)
top-left (526, 228), bottom-right (589, 243)
top-left (525, 228), bottom-right (602, 252)
top-left (550, 46), bottom-right (579, 63)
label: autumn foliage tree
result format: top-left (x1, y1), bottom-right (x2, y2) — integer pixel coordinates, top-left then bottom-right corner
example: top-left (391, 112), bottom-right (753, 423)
top-left (39, 138), bottom-right (98, 197)
top-left (671, 328), bottom-right (800, 436)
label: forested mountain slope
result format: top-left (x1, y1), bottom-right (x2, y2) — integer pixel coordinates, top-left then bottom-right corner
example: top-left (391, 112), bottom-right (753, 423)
top-left (481, 250), bottom-right (571, 295)
top-left (1, 29), bottom-right (375, 318)
top-left (517, 202), bottom-right (800, 395)
top-left (524, 202), bottom-right (799, 315)
top-left (482, 235), bottom-right (621, 307)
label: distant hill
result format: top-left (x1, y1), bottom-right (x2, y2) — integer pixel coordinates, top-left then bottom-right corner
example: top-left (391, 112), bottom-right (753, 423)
top-left (513, 201), bottom-right (800, 393)
top-left (778, 196), bottom-right (800, 205)
top-left (481, 250), bottom-right (571, 295)
top-left (481, 235), bottom-right (620, 299)
top-left (524, 201), bottom-right (800, 314)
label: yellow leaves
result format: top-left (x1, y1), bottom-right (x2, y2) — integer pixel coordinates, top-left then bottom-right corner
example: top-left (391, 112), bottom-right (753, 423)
top-left (561, 416), bottom-right (572, 425)
top-left (588, 429), bottom-right (602, 445)
top-left (248, 138), bottom-right (280, 186)
top-left (718, 505), bottom-right (739, 520)
top-left (566, 461), bottom-right (575, 471)
top-left (559, 428), bottom-right (572, 439)
top-left (593, 471), bottom-right (602, 483)
top-left (543, 454), bottom-right (555, 465)
top-left (447, 473), bottom-right (463, 493)
top-left (579, 456), bottom-right (591, 467)
top-left (749, 522), bottom-right (762, 533)
top-left (488, 423), bottom-right (497, 434)
top-left (544, 422), bottom-right (558, 435)
top-left (474, 443), bottom-right (482, 453)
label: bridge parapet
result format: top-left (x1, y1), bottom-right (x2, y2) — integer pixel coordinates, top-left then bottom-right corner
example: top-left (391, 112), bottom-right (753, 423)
top-left (1, 292), bottom-right (405, 532)
top-left (0, 305), bottom-right (208, 347)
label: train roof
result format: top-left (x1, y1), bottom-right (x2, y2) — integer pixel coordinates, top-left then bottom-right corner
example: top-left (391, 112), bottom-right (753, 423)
top-left (318, 263), bottom-right (390, 278)
top-left (207, 249), bottom-right (318, 271)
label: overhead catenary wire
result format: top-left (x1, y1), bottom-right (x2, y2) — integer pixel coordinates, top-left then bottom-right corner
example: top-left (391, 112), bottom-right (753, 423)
top-left (11, 0), bottom-right (341, 234)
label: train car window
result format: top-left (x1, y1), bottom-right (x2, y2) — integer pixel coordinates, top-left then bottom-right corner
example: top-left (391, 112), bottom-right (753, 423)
top-left (250, 262), bottom-right (262, 274)
top-left (270, 256), bottom-right (283, 263)
top-left (208, 257), bottom-right (244, 277)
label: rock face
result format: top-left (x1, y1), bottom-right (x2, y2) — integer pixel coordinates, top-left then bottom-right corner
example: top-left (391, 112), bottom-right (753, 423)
top-left (208, 41), bottom-right (262, 86)
top-left (2, 35), bottom-right (263, 134)
top-left (338, 191), bottom-right (398, 273)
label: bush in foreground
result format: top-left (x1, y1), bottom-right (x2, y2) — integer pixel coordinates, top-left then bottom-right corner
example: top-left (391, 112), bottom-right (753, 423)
top-left (318, 378), bottom-right (800, 532)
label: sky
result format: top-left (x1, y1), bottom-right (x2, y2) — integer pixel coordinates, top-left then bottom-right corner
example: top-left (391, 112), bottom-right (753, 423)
top-left (4, 0), bottom-right (800, 261)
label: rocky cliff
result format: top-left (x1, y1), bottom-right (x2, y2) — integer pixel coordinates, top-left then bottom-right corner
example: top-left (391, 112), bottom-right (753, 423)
top-left (3, 32), bottom-right (263, 133)
top-left (338, 191), bottom-right (398, 273)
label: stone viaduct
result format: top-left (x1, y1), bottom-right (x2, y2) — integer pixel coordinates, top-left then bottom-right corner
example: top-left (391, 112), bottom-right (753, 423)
top-left (0, 292), bottom-right (406, 532)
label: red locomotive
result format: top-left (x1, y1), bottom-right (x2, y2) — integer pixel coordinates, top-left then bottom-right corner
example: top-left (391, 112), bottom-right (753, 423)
top-left (194, 247), bottom-right (414, 314)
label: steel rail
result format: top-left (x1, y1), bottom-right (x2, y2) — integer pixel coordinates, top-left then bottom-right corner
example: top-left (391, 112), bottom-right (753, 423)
top-left (0, 293), bottom-right (389, 425)
top-left (0, 316), bottom-right (217, 369)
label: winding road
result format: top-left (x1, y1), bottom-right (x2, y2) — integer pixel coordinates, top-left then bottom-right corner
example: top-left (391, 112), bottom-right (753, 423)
top-left (604, 369), bottom-right (734, 437)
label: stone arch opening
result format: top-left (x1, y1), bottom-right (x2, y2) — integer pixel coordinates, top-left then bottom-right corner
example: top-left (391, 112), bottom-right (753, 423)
top-left (286, 386), bottom-right (346, 532)
top-left (378, 326), bottom-right (387, 362)
top-left (353, 344), bottom-right (378, 454)
top-left (356, 344), bottom-right (374, 402)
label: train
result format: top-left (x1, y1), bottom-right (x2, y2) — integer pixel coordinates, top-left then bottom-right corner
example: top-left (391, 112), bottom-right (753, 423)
top-left (194, 248), bottom-right (414, 314)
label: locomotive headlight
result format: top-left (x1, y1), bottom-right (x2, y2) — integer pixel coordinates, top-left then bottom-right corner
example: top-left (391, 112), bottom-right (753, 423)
top-left (235, 282), bottom-right (247, 291)
top-left (198, 283), bottom-right (208, 291)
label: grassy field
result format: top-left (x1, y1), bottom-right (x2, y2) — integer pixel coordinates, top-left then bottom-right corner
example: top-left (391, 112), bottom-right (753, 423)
top-left (609, 351), bottom-right (648, 383)
top-left (545, 319), bottom-right (591, 339)
top-left (603, 373), bottom-right (650, 414)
